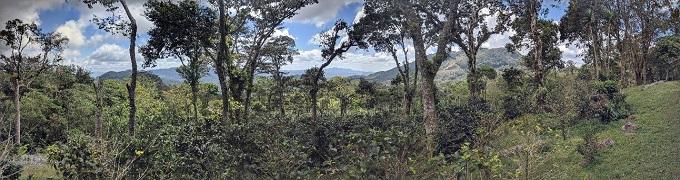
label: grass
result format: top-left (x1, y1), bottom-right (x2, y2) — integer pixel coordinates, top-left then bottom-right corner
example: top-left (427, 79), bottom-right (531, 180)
top-left (20, 164), bottom-right (59, 179)
top-left (492, 81), bottom-right (680, 179)
top-left (586, 81), bottom-right (680, 179)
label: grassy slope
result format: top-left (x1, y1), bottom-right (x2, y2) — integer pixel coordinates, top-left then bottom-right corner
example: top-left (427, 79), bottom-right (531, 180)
top-left (589, 81), bottom-right (680, 179)
top-left (493, 81), bottom-right (680, 179)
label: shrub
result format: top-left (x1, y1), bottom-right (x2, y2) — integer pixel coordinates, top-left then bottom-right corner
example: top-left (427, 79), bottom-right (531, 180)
top-left (576, 128), bottom-right (598, 167)
top-left (590, 80), bottom-right (630, 123)
top-left (437, 99), bottom-right (491, 156)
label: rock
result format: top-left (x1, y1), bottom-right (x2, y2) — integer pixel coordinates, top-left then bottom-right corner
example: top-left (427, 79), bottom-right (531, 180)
top-left (643, 80), bottom-right (665, 90)
top-left (596, 138), bottom-right (615, 148)
top-left (501, 144), bottom-right (523, 157)
top-left (621, 121), bottom-right (637, 132)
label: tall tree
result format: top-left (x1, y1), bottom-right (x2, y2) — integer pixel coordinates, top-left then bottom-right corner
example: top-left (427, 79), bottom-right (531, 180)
top-left (0, 19), bottom-right (68, 145)
top-left (77, 0), bottom-right (139, 136)
top-left (93, 80), bottom-right (104, 140)
top-left (653, 35), bottom-right (680, 80)
top-left (234, 0), bottom-right (316, 122)
top-left (507, 0), bottom-right (562, 107)
top-left (448, 0), bottom-right (512, 99)
top-left (358, 9), bottom-right (418, 116)
top-left (140, 0), bottom-right (215, 122)
top-left (259, 36), bottom-right (298, 117)
top-left (309, 20), bottom-right (367, 122)
top-left (364, 0), bottom-right (459, 154)
top-left (507, 0), bottom-right (547, 88)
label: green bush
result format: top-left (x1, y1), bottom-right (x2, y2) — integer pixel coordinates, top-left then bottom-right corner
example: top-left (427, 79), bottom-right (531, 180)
top-left (576, 128), bottom-right (598, 167)
top-left (590, 80), bottom-right (629, 123)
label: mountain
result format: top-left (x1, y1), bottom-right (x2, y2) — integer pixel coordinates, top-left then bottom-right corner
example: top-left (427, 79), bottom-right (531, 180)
top-left (364, 48), bottom-right (521, 83)
top-left (282, 67), bottom-right (373, 77)
top-left (97, 67), bottom-right (373, 85)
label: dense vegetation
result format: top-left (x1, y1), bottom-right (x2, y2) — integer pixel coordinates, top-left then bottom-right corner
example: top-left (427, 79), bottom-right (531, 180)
top-left (1, 0), bottom-right (679, 179)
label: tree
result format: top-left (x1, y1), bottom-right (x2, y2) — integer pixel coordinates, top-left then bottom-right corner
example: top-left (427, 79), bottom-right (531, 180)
top-left (259, 36), bottom-right (298, 117)
top-left (507, 0), bottom-right (563, 107)
top-left (240, 0), bottom-right (317, 121)
top-left (0, 19), bottom-right (68, 145)
top-left (140, 0), bottom-right (215, 122)
top-left (93, 80), bottom-right (104, 140)
top-left (653, 35), bottom-right (680, 80)
top-left (448, 0), bottom-right (512, 99)
top-left (309, 20), bottom-right (367, 122)
top-left (507, 0), bottom-right (547, 88)
top-left (327, 76), bottom-right (354, 117)
top-left (210, 0), bottom-right (253, 124)
top-left (474, 65), bottom-right (497, 98)
top-left (560, 0), bottom-right (605, 81)
top-left (76, 0), bottom-right (139, 137)
top-left (363, 0), bottom-right (458, 154)
top-left (358, 9), bottom-right (418, 116)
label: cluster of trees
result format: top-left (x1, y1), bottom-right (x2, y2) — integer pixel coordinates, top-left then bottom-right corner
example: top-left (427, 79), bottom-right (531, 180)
top-left (0, 0), bottom-right (678, 178)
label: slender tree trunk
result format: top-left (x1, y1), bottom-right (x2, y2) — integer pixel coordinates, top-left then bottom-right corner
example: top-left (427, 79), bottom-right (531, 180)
top-left (95, 81), bottom-right (104, 140)
top-left (310, 87), bottom-right (318, 122)
top-left (14, 81), bottom-right (21, 145)
top-left (191, 82), bottom-right (199, 121)
top-left (412, 28), bottom-right (438, 154)
top-left (277, 75), bottom-right (285, 117)
top-left (530, 1), bottom-right (545, 108)
top-left (420, 71), bottom-right (437, 154)
top-left (468, 54), bottom-right (479, 98)
top-left (216, 0), bottom-right (231, 123)
top-left (120, 0), bottom-right (137, 137)
top-left (244, 67), bottom-right (256, 121)
top-left (589, 24), bottom-right (599, 81)
top-left (402, 93), bottom-right (413, 116)
top-left (531, 4), bottom-right (543, 88)
top-left (340, 99), bottom-right (347, 117)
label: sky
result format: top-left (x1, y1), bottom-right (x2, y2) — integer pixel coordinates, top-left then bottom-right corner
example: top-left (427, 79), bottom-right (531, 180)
top-left (0, 0), bottom-right (583, 74)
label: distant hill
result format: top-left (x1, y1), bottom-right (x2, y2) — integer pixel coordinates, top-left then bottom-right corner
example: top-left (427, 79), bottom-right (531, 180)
top-left (364, 48), bottom-right (521, 83)
top-left (97, 67), bottom-right (373, 85)
top-left (282, 67), bottom-right (373, 77)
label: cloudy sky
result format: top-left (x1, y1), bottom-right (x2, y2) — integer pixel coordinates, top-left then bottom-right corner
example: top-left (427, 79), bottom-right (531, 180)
top-left (0, 0), bottom-right (582, 74)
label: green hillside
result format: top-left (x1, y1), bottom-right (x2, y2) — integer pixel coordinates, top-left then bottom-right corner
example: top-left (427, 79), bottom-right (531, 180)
top-left (509, 81), bottom-right (680, 179)
top-left (585, 81), bottom-right (680, 178)
top-left (365, 48), bottom-right (520, 83)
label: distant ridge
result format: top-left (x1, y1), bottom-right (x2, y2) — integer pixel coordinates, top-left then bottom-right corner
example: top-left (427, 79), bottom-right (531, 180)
top-left (97, 67), bottom-right (374, 85)
top-left (364, 47), bottom-right (521, 83)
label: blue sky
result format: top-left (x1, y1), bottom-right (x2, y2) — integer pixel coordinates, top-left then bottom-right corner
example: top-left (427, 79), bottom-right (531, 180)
top-left (0, 0), bottom-right (582, 74)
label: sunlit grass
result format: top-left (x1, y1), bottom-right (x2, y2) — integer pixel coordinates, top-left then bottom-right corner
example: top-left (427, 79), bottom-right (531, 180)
top-left (493, 81), bottom-right (680, 179)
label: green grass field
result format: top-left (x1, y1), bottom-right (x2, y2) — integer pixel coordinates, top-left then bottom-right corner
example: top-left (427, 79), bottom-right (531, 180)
top-left (586, 81), bottom-right (680, 179)
top-left (537, 81), bottom-right (680, 179)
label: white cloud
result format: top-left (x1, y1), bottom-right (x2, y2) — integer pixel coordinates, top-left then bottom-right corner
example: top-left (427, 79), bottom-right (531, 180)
top-left (63, 49), bottom-right (81, 60)
top-left (558, 43), bottom-right (584, 65)
top-left (89, 44), bottom-right (129, 62)
top-left (308, 29), bottom-right (335, 45)
top-left (0, 0), bottom-right (61, 25)
top-left (87, 34), bottom-right (109, 47)
top-left (71, 0), bottom-right (154, 39)
top-left (273, 28), bottom-right (296, 40)
top-left (288, 0), bottom-right (362, 28)
top-left (284, 49), bottom-right (395, 72)
top-left (352, 6), bottom-right (366, 24)
top-left (55, 20), bottom-right (89, 47)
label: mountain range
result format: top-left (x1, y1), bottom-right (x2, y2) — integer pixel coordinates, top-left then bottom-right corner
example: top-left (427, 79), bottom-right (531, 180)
top-left (97, 67), bottom-right (373, 85)
top-left (96, 47), bottom-right (520, 85)
top-left (364, 47), bottom-right (521, 83)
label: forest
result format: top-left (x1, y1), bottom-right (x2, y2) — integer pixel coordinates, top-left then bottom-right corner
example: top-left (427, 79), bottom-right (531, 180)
top-left (1, 0), bottom-right (679, 179)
